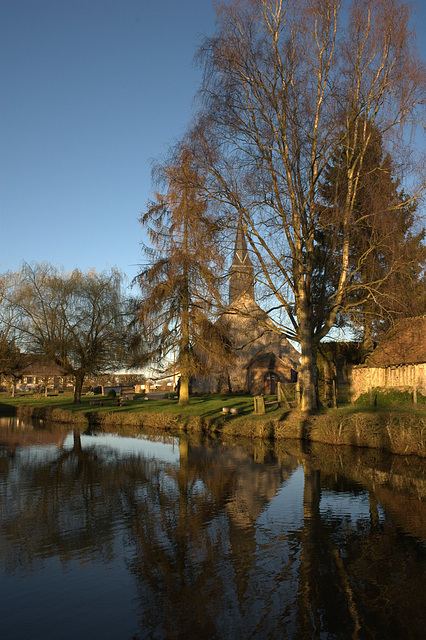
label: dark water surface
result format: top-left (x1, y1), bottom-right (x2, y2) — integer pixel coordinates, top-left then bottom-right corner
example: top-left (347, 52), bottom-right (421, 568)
top-left (1, 417), bottom-right (425, 639)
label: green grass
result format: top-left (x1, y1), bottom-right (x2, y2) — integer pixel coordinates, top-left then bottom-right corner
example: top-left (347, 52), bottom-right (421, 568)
top-left (0, 392), bottom-right (291, 435)
top-left (354, 387), bottom-right (426, 409)
top-left (0, 392), bottom-right (268, 420)
top-left (2, 389), bottom-right (424, 420)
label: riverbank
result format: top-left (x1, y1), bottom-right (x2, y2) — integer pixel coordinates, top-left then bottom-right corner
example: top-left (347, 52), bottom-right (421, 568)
top-left (1, 393), bottom-right (425, 457)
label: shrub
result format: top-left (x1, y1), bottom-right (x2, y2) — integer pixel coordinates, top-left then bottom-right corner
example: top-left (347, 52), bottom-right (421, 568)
top-left (107, 389), bottom-right (116, 398)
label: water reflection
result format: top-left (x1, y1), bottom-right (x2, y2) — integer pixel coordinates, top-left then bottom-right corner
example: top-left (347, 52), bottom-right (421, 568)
top-left (0, 418), bottom-right (425, 639)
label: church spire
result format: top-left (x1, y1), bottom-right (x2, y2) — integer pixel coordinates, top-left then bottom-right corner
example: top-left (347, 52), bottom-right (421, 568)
top-left (229, 219), bottom-right (255, 305)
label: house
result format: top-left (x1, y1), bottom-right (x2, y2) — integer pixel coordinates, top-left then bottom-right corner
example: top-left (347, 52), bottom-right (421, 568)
top-left (192, 222), bottom-right (299, 395)
top-left (14, 355), bottom-right (71, 390)
top-left (349, 316), bottom-right (426, 400)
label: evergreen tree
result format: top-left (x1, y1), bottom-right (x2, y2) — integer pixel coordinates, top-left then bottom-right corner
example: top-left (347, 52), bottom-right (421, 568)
top-left (320, 123), bottom-right (426, 353)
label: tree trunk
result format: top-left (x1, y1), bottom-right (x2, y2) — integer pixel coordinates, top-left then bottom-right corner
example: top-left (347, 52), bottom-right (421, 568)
top-left (300, 336), bottom-right (318, 413)
top-left (73, 374), bottom-right (85, 404)
top-left (296, 265), bottom-right (318, 412)
top-left (72, 430), bottom-right (82, 452)
top-left (297, 464), bottom-right (322, 633)
top-left (178, 374), bottom-right (190, 406)
top-left (178, 206), bottom-right (191, 407)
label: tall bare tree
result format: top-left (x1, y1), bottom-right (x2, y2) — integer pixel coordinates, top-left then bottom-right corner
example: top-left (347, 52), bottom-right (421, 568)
top-left (136, 145), bottom-right (228, 405)
top-left (189, 0), bottom-right (425, 410)
top-left (8, 263), bottom-right (129, 403)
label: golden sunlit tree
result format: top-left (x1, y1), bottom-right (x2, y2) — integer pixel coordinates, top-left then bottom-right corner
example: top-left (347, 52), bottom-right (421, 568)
top-left (136, 145), bottom-right (228, 405)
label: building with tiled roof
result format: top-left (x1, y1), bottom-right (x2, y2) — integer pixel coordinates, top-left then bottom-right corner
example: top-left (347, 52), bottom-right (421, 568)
top-left (349, 316), bottom-right (426, 400)
top-left (16, 355), bottom-right (71, 390)
top-left (366, 316), bottom-right (426, 367)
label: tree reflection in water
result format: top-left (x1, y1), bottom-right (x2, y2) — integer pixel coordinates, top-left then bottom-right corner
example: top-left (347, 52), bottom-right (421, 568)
top-left (0, 420), bottom-right (425, 639)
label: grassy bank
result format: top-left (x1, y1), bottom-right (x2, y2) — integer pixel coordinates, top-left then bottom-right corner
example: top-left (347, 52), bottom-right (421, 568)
top-left (0, 392), bottom-right (258, 430)
top-left (216, 403), bottom-right (426, 457)
top-left (283, 407), bottom-right (426, 457)
top-left (1, 392), bottom-right (425, 457)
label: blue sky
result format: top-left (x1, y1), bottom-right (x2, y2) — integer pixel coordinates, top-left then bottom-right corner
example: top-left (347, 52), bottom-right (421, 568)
top-left (0, 0), bottom-right (216, 286)
top-left (1, 0), bottom-right (425, 289)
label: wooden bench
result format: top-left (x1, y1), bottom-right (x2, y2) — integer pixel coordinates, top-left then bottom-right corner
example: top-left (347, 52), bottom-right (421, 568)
top-left (118, 395), bottom-right (135, 406)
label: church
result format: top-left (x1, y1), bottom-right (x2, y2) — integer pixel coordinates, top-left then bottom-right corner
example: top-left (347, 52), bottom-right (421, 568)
top-left (192, 222), bottom-right (299, 395)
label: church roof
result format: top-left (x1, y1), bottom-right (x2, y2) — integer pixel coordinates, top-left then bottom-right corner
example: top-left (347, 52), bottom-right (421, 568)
top-left (246, 351), bottom-right (285, 371)
top-left (226, 292), bottom-right (265, 317)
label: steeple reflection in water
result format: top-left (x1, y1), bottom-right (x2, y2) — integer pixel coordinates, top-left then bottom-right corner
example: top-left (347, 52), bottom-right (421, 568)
top-left (0, 418), bottom-right (425, 639)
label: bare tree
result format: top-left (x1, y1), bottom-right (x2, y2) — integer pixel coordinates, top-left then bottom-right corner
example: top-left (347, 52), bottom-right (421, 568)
top-left (8, 263), bottom-right (129, 403)
top-left (190, 0), bottom-right (425, 410)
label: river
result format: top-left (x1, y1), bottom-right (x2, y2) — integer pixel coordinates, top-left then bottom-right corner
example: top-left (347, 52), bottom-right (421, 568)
top-left (0, 417), bottom-right (425, 639)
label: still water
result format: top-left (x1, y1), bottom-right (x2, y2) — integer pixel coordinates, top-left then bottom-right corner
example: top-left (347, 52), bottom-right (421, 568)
top-left (0, 417), bottom-right (425, 640)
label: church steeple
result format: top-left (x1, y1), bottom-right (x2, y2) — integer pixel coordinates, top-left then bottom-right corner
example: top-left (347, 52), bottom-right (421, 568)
top-left (229, 219), bottom-right (255, 305)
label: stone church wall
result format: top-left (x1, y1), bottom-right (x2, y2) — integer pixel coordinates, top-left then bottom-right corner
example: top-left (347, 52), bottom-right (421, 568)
top-left (191, 223), bottom-right (300, 396)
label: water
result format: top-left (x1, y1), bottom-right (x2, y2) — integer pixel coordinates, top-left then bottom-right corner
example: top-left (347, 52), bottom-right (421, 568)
top-left (1, 417), bottom-right (425, 639)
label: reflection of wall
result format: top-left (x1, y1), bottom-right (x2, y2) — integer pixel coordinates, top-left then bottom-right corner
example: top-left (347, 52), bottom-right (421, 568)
top-left (374, 487), bottom-right (426, 543)
top-left (0, 420), bottom-right (67, 449)
top-left (307, 443), bottom-right (426, 543)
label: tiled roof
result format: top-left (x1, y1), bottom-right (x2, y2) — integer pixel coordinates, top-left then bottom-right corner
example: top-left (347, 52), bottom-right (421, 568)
top-left (367, 316), bottom-right (426, 367)
top-left (17, 355), bottom-right (68, 377)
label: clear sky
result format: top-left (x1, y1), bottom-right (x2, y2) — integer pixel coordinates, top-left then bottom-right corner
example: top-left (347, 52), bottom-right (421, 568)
top-left (1, 0), bottom-right (425, 289)
top-left (0, 0), bottom-right (216, 286)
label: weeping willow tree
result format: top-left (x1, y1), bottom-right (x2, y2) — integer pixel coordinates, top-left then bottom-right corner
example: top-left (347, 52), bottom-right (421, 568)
top-left (6, 263), bottom-right (128, 403)
top-left (136, 145), bottom-right (229, 405)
